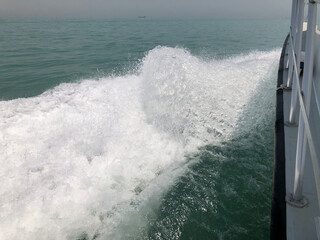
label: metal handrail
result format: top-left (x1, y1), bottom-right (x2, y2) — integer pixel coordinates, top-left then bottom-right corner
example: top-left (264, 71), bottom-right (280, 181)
top-left (287, 0), bottom-right (298, 87)
top-left (288, 0), bottom-right (305, 124)
top-left (288, 13), bottom-right (320, 208)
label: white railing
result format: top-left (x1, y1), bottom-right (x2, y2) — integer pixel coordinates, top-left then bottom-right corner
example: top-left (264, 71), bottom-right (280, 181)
top-left (286, 0), bottom-right (320, 213)
top-left (288, 0), bottom-right (305, 125)
top-left (287, 0), bottom-right (298, 86)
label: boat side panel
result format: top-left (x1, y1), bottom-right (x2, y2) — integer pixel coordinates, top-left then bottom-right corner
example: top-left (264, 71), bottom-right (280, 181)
top-left (270, 34), bottom-right (289, 240)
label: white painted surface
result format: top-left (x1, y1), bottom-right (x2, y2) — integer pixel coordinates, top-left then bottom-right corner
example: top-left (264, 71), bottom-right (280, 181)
top-left (284, 30), bottom-right (320, 240)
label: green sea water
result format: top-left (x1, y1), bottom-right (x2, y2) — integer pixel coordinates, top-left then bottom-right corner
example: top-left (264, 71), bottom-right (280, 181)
top-left (0, 19), bottom-right (289, 239)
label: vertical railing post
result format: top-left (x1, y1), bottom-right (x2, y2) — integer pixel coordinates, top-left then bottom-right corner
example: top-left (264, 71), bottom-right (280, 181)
top-left (287, 0), bottom-right (298, 86)
top-left (293, 0), bottom-right (317, 201)
top-left (286, 1), bottom-right (318, 208)
top-left (288, 0), bottom-right (305, 125)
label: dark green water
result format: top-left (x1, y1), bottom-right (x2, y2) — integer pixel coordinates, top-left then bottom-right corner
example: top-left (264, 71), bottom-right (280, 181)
top-left (146, 75), bottom-right (276, 239)
top-left (1, 19), bottom-right (288, 100)
top-left (0, 19), bottom-right (289, 240)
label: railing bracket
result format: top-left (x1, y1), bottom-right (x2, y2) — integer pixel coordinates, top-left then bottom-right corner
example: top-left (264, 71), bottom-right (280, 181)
top-left (277, 84), bottom-right (292, 91)
top-left (285, 121), bottom-right (298, 127)
top-left (285, 193), bottom-right (309, 208)
top-left (283, 86), bottom-right (292, 91)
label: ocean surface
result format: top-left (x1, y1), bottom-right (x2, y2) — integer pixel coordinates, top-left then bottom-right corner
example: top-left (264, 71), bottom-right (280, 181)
top-left (0, 19), bottom-right (289, 239)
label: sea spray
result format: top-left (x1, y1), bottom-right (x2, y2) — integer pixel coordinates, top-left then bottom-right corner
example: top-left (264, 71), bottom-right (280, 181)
top-left (0, 47), bottom-right (280, 239)
top-left (141, 47), bottom-right (280, 146)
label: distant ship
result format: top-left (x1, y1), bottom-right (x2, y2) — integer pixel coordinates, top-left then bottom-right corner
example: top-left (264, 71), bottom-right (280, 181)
top-left (138, 16), bottom-right (146, 19)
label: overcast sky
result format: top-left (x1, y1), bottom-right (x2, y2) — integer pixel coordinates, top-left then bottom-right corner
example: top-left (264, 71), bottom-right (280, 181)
top-left (1, 0), bottom-right (291, 19)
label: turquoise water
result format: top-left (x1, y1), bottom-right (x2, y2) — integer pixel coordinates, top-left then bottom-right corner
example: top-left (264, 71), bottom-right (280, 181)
top-left (0, 19), bottom-right (289, 239)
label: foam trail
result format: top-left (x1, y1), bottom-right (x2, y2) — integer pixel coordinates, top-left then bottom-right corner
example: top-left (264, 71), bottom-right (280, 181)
top-left (141, 47), bottom-right (280, 147)
top-left (0, 47), bottom-right (280, 239)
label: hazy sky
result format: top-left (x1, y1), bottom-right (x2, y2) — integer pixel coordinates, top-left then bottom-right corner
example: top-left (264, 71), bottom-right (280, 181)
top-left (1, 0), bottom-right (291, 19)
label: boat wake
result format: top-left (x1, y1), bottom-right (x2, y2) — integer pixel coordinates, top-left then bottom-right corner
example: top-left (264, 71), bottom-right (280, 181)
top-left (0, 46), bottom-right (280, 239)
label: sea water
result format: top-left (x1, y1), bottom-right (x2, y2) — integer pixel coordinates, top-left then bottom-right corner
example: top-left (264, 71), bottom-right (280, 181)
top-left (0, 19), bottom-right (289, 239)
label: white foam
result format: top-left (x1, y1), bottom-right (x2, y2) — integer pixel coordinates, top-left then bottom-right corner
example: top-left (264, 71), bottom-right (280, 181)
top-left (0, 47), bottom-right (280, 239)
top-left (141, 47), bottom-right (280, 147)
